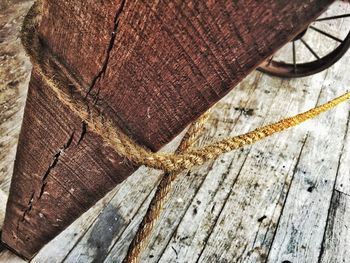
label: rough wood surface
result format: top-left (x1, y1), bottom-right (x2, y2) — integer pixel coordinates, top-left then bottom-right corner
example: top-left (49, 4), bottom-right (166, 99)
top-left (36, 0), bottom-right (333, 150)
top-left (0, 190), bottom-right (7, 229)
top-left (1, 0), bottom-right (335, 259)
top-left (0, 0), bottom-right (31, 194)
top-left (319, 190), bottom-right (350, 263)
top-left (2, 1), bottom-right (350, 263)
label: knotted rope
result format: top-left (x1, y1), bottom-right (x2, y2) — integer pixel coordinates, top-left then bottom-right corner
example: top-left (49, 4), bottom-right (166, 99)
top-left (22, 2), bottom-right (350, 263)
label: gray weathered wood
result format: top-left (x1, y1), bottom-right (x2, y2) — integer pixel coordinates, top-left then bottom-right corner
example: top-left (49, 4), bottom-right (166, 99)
top-left (266, 82), bottom-right (350, 263)
top-left (267, 4), bottom-right (350, 262)
top-left (319, 190), bottom-right (350, 263)
top-left (1, 1), bottom-right (350, 263)
top-left (335, 94), bottom-right (350, 195)
top-left (4, 1), bottom-right (334, 258)
top-left (0, 2), bottom-right (31, 260)
top-left (0, 0), bottom-right (32, 194)
top-left (0, 190), bottom-right (7, 229)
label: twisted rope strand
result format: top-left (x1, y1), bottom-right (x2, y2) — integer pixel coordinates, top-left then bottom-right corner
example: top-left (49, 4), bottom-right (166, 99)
top-left (22, 3), bottom-right (350, 262)
top-left (122, 111), bottom-right (209, 263)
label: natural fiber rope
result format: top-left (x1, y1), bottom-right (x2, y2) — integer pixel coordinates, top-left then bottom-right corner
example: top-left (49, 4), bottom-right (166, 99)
top-left (22, 2), bottom-right (350, 263)
top-left (22, 2), bottom-right (350, 174)
top-left (122, 111), bottom-right (209, 263)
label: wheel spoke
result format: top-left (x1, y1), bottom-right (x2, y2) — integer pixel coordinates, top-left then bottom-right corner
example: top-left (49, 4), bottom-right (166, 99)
top-left (309, 26), bottom-right (343, 43)
top-left (292, 41), bottom-right (296, 73)
top-left (316, 13), bottom-right (350, 22)
top-left (300, 38), bottom-right (320, 59)
top-left (257, 3), bottom-right (350, 78)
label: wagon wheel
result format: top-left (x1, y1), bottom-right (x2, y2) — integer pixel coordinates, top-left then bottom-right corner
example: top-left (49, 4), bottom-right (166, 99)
top-left (258, 5), bottom-right (350, 78)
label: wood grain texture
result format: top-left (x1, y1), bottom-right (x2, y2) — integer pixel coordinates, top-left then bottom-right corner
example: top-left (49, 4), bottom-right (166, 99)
top-left (335, 106), bottom-right (350, 195)
top-left (0, 190), bottom-right (7, 229)
top-left (267, 9), bottom-right (350, 261)
top-left (1, 2), bottom-right (350, 262)
top-left (319, 190), bottom-right (350, 263)
top-left (0, 0), bottom-right (32, 194)
top-left (0, 0), bottom-right (336, 260)
top-left (266, 85), bottom-right (350, 263)
top-left (2, 71), bottom-right (138, 259)
top-left (0, 2), bottom-right (32, 260)
top-left (37, 0), bottom-right (334, 150)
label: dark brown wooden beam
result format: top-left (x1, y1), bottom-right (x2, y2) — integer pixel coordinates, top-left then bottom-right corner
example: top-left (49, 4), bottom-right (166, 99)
top-left (1, 0), bottom-right (333, 259)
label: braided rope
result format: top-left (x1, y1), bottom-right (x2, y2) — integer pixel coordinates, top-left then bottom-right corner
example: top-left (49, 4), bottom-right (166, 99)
top-left (122, 111), bottom-right (209, 263)
top-left (21, 3), bottom-right (350, 263)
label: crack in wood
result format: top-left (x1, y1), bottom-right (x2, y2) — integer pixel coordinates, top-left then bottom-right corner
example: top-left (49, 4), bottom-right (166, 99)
top-left (77, 122), bottom-right (87, 145)
top-left (64, 130), bottom-right (75, 149)
top-left (154, 167), bottom-right (215, 263)
top-left (21, 192), bottom-right (35, 223)
top-left (75, 0), bottom-right (127, 146)
top-left (85, 0), bottom-right (127, 102)
top-left (38, 130), bottom-right (75, 199)
top-left (193, 152), bottom-right (252, 263)
top-left (265, 134), bottom-right (309, 262)
top-left (15, 191), bottom-right (35, 238)
top-left (14, 130), bottom-right (77, 240)
top-left (317, 108), bottom-right (350, 263)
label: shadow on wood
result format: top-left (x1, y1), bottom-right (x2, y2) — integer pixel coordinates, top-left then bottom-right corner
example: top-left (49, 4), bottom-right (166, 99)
top-left (1, 0), bottom-right (334, 259)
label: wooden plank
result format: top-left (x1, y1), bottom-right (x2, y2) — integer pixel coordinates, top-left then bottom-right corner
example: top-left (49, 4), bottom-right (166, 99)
top-left (60, 171), bottom-right (160, 263)
top-left (0, 1), bottom-right (33, 262)
top-left (30, 132), bottom-right (184, 263)
top-left (266, 73), bottom-right (350, 262)
top-left (319, 190), bottom-right (350, 263)
top-left (148, 76), bottom-right (328, 262)
top-left (335, 92), bottom-right (350, 195)
top-left (2, 0), bottom-right (334, 259)
top-left (47, 132), bottom-right (184, 263)
top-left (0, 192), bottom-right (18, 263)
top-left (325, 0), bottom-right (350, 195)
top-left (36, 0), bottom-right (333, 150)
top-left (335, 127), bottom-right (350, 194)
top-left (0, 250), bottom-right (25, 263)
top-left (0, 190), bottom-right (7, 229)
top-left (30, 188), bottom-right (119, 263)
top-left (0, 0), bottom-right (32, 193)
top-left (266, 8), bottom-right (350, 261)
top-left (57, 67), bottom-right (288, 262)
top-left (2, 3), bottom-right (350, 262)
top-left (319, 38), bottom-right (350, 261)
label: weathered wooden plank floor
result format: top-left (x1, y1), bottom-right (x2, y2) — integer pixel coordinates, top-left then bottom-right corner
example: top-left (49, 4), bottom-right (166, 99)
top-left (1, 1), bottom-right (350, 262)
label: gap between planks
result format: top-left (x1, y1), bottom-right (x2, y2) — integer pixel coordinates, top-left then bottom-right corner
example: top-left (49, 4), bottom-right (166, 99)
top-left (0, 189), bottom-right (8, 229)
top-left (1, 2), bottom-right (350, 263)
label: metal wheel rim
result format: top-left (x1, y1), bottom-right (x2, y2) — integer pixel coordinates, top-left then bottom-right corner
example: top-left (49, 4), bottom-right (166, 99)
top-left (257, 5), bottom-right (350, 78)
